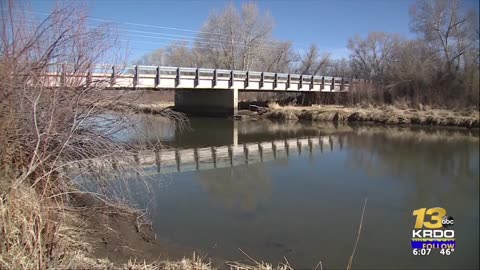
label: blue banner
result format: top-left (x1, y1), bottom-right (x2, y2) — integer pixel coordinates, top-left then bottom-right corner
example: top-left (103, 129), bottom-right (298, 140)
top-left (411, 240), bottom-right (456, 249)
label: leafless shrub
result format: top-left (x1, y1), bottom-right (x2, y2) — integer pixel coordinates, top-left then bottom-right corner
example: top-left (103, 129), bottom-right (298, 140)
top-left (0, 1), bottom-right (183, 268)
top-left (0, 0), bottom-right (186, 194)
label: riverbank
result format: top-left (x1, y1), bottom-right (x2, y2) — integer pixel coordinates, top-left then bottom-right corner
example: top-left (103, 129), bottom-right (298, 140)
top-left (118, 101), bottom-right (479, 129)
top-left (248, 103), bottom-right (479, 128)
top-left (0, 181), bottom-right (287, 269)
top-left (0, 182), bottom-right (207, 269)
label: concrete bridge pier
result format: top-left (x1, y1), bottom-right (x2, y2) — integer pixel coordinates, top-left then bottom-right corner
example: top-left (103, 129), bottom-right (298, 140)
top-left (174, 88), bottom-right (238, 117)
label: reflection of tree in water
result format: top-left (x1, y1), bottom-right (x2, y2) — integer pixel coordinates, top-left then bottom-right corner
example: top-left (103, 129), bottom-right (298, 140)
top-left (344, 126), bottom-right (479, 207)
top-left (109, 114), bottom-right (178, 146)
top-left (129, 115), bottom-right (177, 144)
top-left (196, 165), bottom-right (272, 213)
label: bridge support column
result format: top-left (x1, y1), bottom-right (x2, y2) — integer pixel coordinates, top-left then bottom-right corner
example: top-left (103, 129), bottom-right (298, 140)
top-left (174, 88), bottom-right (238, 117)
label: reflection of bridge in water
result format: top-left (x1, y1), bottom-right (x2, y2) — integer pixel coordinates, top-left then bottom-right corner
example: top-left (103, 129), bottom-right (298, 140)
top-left (135, 135), bottom-right (342, 175)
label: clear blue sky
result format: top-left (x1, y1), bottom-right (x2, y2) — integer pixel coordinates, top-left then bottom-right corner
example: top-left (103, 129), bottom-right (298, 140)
top-left (29, 0), bottom-right (479, 61)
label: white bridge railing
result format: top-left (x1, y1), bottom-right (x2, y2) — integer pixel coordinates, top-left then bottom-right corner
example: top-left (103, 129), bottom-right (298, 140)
top-left (41, 64), bottom-right (355, 92)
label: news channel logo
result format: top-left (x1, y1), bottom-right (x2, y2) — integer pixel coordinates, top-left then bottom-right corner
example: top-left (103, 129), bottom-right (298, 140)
top-left (411, 207), bottom-right (455, 256)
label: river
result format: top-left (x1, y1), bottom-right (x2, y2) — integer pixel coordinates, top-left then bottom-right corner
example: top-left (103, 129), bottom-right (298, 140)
top-left (107, 116), bottom-right (479, 269)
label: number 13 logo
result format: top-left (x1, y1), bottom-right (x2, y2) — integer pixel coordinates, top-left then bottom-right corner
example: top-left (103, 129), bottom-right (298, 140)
top-left (413, 207), bottom-right (447, 229)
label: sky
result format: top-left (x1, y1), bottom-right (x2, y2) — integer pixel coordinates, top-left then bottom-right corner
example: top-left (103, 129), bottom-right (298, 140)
top-left (27, 0), bottom-right (480, 61)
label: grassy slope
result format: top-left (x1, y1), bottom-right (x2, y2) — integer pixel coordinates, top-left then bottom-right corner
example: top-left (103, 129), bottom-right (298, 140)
top-left (263, 103), bottom-right (479, 128)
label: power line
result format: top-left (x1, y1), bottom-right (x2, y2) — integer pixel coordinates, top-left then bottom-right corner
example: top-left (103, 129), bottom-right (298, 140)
top-left (4, 9), bottom-right (226, 36)
top-left (116, 28), bottom-right (287, 45)
top-left (116, 39), bottom-right (212, 49)
top-left (6, 18), bottom-right (280, 50)
top-left (2, 15), bottom-right (288, 50)
top-left (3, 8), bottom-right (299, 48)
top-left (117, 34), bottom-right (282, 49)
top-left (2, 8), bottom-right (336, 57)
top-left (1, 15), bottom-right (297, 59)
top-left (113, 28), bottom-right (287, 49)
top-left (117, 29), bottom-right (205, 41)
top-left (124, 22), bottom-right (223, 36)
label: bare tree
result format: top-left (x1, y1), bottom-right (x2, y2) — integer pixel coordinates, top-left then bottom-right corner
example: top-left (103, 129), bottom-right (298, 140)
top-left (196, 2), bottom-right (274, 70)
top-left (297, 44), bottom-right (331, 75)
top-left (346, 1), bottom-right (479, 107)
top-left (410, 0), bottom-right (479, 76)
top-left (134, 1), bottom-right (295, 73)
top-left (238, 2), bottom-right (275, 70)
top-left (326, 58), bottom-right (353, 78)
top-left (348, 32), bottom-right (401, 82)
top-left (252, 41), bottom-right (294, 72)
top-left (164, 42), bottom-right (196, 67)
top-left (135, 48), bottom-right (166, 66)
top-left (195, 3), bottom-right (240, 69)
top-left (406, 0), bottom-right (479, 105)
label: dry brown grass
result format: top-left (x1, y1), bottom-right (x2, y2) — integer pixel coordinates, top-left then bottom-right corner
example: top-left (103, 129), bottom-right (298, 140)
top-left (265, 103), bottom-right (479, 128)
top-left (226, 250), bottom-right (295, 270)
top-left (0, 184), bottom-right (217, 270)
top-left (0, 185), bottom-right (52, 269)
top-left (0, 183), bottom-right (93, 269)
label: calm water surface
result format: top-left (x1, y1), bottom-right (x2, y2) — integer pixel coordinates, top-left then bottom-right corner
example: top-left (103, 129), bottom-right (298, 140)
top-left (117, 117), bottom-right (479, 269)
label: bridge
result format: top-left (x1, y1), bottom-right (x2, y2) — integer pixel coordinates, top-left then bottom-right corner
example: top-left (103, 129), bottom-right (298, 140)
top-left (43, 64), bottom-right (356, 116)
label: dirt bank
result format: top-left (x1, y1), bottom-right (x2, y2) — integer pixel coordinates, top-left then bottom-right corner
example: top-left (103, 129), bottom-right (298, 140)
top-left (63, 193), bottom-right (279, 269)
top-left (66, 193), bottom-right (181, 266)
top-left (115, 101), bottom-right (479, 129)
top-left (241, 104), bottom-right (479, 129)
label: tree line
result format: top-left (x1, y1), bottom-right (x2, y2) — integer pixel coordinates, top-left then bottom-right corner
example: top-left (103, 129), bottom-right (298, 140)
top-left (136, 0), bottom-right (479, 107)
